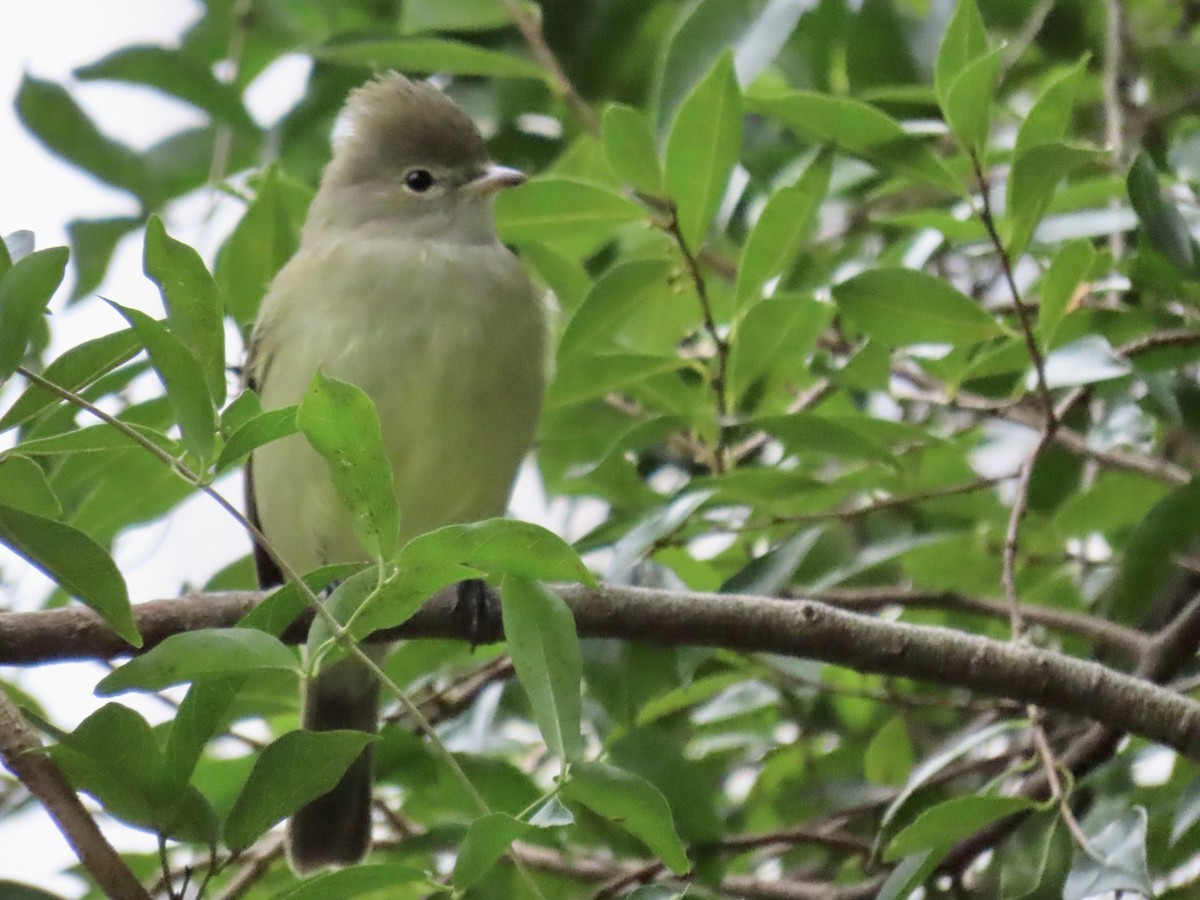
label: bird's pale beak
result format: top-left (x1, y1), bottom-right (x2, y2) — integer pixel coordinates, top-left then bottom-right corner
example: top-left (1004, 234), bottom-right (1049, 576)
top-left (465, 164), bottom-right (526, 195)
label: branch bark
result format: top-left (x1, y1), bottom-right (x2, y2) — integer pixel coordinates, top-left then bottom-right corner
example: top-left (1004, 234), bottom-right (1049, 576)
top-left (6, 585), bottom-right (1200, 762)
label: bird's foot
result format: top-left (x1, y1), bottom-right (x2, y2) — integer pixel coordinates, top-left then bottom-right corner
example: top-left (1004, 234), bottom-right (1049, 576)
top-left (454, 578), bottom-right (503, 647)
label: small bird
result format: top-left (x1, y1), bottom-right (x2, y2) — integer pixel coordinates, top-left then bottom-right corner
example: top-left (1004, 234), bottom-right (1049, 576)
top-left (244, 72), bottom-right (547, 873)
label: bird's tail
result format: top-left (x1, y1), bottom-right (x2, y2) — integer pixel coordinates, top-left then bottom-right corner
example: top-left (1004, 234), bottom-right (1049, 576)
top-left (287, 654), bottom-right (381, 874)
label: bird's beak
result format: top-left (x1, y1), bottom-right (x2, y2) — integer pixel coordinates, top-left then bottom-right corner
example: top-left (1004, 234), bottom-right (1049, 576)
top-left (464, 164), bottom-right (526, 196)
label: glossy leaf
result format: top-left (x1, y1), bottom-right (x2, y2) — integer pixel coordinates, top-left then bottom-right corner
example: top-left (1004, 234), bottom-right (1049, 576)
top-left (603, 104), bottom-right (664, 195)
top-left (735, 153), bottom-right (830, 305)
top-left (296, 370), bottom-right (399, 563)
top-left (833, 267), bottom-right (1003, 347)
top-left (500, 576), bottom-right (584, 761)
top-left (1106, 477), bottom-right (1200, 625)
top-left (558, 258), bottom-right (673, 360)
top-left (143, 216), bottom-right (226, 405)
top-left (400, 518), bottom-right (593, 586)
top-left (563, 761), bottom-right (690, 874)
top-left (886, 794), bottom-right (1035, 860)
top-left (0, 454), bottom-right (59, 520)
top-left (751, 90), bottom-right (962, 195)
top-left (96, 629), bottom-right (298, 695)
top-left (665, 51), bottom-right (742, 247)
top-left (107, 301), bottom-right (216, 463)
top-left (0, 327), bottom-right (141, 432)
top-left (1005, 142), bottom-right (1100, 259)
top-left (496, 178), bottom-right (645, 247)
top-left (314, 39), bottom-right (546, 80)
top-left (453, 812), bottom-right (534, 889)
top-left (223, 730), bottom-right (376, 852)
top-left (933, 0), bottom-right (988, 109)
top-left (0, 247), bottom-right (69, 380)
top-left (0, 503), bottom-right (138, 645)
top-left (215, 405), bottom-right (298, 473)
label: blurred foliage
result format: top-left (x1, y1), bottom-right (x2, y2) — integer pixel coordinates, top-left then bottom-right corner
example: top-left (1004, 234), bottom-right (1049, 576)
top-left (4, 0), bottom-right (1200, 897)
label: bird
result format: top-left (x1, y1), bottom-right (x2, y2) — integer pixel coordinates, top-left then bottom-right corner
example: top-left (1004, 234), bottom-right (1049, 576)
top-left (244, 72), bottom-right (548, 873)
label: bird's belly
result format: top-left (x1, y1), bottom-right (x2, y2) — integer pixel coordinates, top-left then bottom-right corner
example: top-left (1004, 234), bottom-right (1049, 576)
top-left (252, 243), bottom-right (544, 571)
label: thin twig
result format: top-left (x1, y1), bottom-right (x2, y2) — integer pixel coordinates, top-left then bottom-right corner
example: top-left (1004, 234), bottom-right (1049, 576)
top-left (664, 204), bottom-right (732, 471)
top-left (501, 0), bottom-right (601, 135)
top-left (757, 475), bottom-right (1008, 528)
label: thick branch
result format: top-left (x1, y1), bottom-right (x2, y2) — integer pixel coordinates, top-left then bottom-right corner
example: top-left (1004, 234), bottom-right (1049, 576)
top-left (6, 585), bottom-right (1200, 762)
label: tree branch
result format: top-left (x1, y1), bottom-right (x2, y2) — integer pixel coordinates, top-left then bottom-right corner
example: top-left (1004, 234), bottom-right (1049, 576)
top-left (0, 686), bottom-right (152, 899)
top-left (7, 585), bottom-right (1200, 762)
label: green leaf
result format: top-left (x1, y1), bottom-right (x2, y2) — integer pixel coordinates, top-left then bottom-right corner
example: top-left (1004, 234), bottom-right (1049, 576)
top-left (750, 90), bottom-right (962, 196)
top-left (75, 45), bottom-right (256, 131)
top-left (500, 576), bottom-right (584, 761)
top-left (520, 243), bottom-right (591, 314)
top-left (728, 296), bottom-right (832, 401)
top-left (735, 154), bottom-right (830, 305)
top-left (496, 178), bottom-right (645, 247)
top-left (223, 730), bottom-right (376, 852)
top-left (942, 47), bottom-right (1003, 153)
top-left (545, 353), bottom-right (687, 410)
top-left (0, 246), bottom-right (69, 380)
top-left (877, 850), bottom-right (940, 900)
top-left (1172, 777), bottom-right (1200, 845)
top-left (215, 166), bottom-right (303, 327)
top-left (558, 259), bottom-right (673, 360)
top-left (16, 75), bottom-right (155, 204)
top-left (399, 519), bottom-right (593, 585)
top-left (1014, 57), bottom-right (1089, 159)
top-left (886, 795), bottom-right (1035, 860)
top-left (96, 629), bottom-right (298, 695)
top-left (1037, 239), bottom-right (1096, 342)
top-left (755, 413), bottom-right (895, 465)
top-left (50, 703), bottom-right (219, 845)
top-left (934, 0), bottom-right (989, 109)
top-left (215, 405), bottom-right (298, 473)
top-left (1128, 151), bottom-right (1198, 275)
top-left (296, 370), bottom-right (399, 563)
top-left (1005, 142), bottom-right (1100, 259)
top-left (314, 39), bottom-right (546, 80)
top-left (107, 301), bottom-right (216, 463)
top-left (664, 51), bottom-right (741, 247)
top-left (0, 455), bottom-right (60, 518)
top-left (610, 490), bottom-right (714, 581)
top-left (0, 503), bottom-right (138, 645)
top-left (1106, 477), bottom-right (1200, 625)
top-left (720, 528), bottom-right (822, 596)
top-left (832, 268), bottom-right (1004, 346)
top-left (267, 866), bottom-right (427, 900)
top-left (563, 761), bottom-right (690, 874)
top-left (143, 216), bottom-right (226, 405)
top-left (400, 0), bottom-right (510, 33)
top-left (603, 104), bottom-right (664, 195)
top-left (1064, 808), bottom-right (1152, 900)
top-left (864, 716), bottom-right (914, 787)
top-left (67, 216), bottom-right (142, 301)
top-left (453, 812), bottom-right (534, 889)
top-left (0, 328), bottom-right (141, 432)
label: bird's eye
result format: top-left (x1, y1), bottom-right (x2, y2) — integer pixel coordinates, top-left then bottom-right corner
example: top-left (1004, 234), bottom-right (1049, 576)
top-left (404, 169), bottom-right (435, 193)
